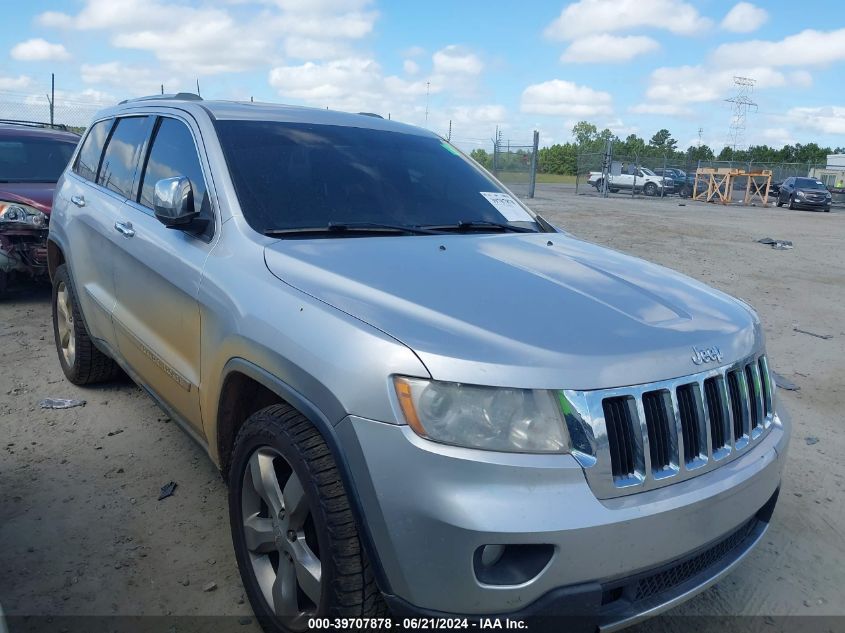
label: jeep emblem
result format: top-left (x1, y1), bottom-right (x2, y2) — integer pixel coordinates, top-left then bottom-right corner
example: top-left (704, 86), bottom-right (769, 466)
top-left (691, 345), bottom-right (723, 365)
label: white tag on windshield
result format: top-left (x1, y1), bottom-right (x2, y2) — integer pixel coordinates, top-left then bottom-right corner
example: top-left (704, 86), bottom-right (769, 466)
top-left (479, 192), bottom-right (533, 222)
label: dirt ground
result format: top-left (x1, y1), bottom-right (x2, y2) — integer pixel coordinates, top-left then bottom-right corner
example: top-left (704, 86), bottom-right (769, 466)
top-left (1, 189), bottom-right (843, 632)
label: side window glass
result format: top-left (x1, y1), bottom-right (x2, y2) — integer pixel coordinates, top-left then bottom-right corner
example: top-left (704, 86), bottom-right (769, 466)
top-left (73, 119), bottom-right (112, 182)
top-left (139, 118), bottom-right (210, 219)
top-left (97, 116), bottom-right (151, 199)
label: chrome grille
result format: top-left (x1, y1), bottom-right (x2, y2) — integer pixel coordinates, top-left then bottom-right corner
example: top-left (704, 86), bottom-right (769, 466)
top-left (563, 354), bottom-right (776, 499)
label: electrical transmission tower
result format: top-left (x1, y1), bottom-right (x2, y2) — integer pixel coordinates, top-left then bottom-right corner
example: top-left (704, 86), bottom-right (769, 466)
top-left (725, 76), bottom-right (757, 152)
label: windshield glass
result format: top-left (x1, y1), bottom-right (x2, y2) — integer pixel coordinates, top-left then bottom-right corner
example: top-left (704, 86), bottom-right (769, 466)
top-left (0, 135), bottom-right (77, 182)
top-left (640, 167), bottom-right (656, 176)
top-left (214, 120), bottom-right (538, 234)
top-left (795, 178), bottom-right (826, 190)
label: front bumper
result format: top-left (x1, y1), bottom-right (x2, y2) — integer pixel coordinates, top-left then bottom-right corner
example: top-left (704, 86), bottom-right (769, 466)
top-left (792, 198), bottom-right (830, 210)
top-left (337, 405), bottom-right (789, 624)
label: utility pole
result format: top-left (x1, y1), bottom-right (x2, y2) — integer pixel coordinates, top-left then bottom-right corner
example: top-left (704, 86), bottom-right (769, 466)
top-left (196, 78), bottom-right (201, 97)
top-left (424, 81), bottom-right (430, 126)
top-left (725, 76), bottom-right (757, 152)
top-left (161, 84), bottom-right (164, 95)
top-left (447, 119), bottom-right (452, 141)
top-left (697, 127), bottom-right (703, 148)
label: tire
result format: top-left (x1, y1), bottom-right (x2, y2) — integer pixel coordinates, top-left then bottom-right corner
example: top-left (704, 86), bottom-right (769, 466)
top-left (776, 196), bottom-right (783, 207)
top-left (0, 270), bottom-right (7, 299)
top-left (824, 207), bottom-right (831, 213)
top-left (594, 179), bottom-right (603, 191)
top-left (680, 185), bottom-right (691, 198)
top-left (229, 404), bottom-right (387, 633)
top-left (609, 188), bottom-right (620, 193)
top-left (788, 196), bottom-right (796, 210)
top-left (51, 264), bottom-right (121, 385)
top-left (644, 182), bottom-right (658, 197)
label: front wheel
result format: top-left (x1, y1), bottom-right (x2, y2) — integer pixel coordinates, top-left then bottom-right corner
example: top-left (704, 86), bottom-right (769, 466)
top-left (644, 182), bottom-right (658, 196)
top-left (788, 196), bottom-right (796, 210)
top-left (229, 404), bottom-right (386, 632)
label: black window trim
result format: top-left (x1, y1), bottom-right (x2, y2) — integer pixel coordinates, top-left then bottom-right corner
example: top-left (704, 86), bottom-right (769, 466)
top-left (125, 112), bottom-right (217, 241)
top-left (72, 116), bottom-right (115, 183)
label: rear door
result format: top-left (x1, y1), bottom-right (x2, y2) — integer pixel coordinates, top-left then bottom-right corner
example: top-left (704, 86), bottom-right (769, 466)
top-left (57, 116), bottom-right (145, 349)
top-left (111, 114), bottom-right (216, 433)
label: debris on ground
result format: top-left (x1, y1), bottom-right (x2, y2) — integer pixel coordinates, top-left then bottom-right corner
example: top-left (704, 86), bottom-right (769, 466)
top-left (39, 398), bottom-right (87, 409)
top-left (805, 437), bottom-right (820, 446)
top-left (203, 581), bottom-right (217, 592)
top-left (107, 429), bottom-right (124, 436)
top-left (757, 237), bottom-right (793, 250)
top-left (793, 326), bottom-right (833, 340)
top-left (772, 371), bottom-right (800, 391)
top-left (158, 481), bottom-right (178, 500)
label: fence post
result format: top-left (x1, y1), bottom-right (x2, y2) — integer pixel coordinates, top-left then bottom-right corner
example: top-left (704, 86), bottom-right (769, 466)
top-left (528, 130), bottom-right (539, 199)
top-left (661, 154), bottom-right (666, 198)
top-left (50, 73), bottom-right (55, 126)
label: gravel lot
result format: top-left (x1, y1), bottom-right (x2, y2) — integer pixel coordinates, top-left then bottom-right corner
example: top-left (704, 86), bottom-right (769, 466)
top-left (1, 188), bottom-right (843, 632)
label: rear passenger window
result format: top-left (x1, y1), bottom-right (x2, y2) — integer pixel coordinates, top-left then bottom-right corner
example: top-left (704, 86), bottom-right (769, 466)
top-left (139, 118), bottom-right (210, 218)
top-left (98, 116), bottom-right (151, 198)
top-left (74, 119), bottom-right (112, 181)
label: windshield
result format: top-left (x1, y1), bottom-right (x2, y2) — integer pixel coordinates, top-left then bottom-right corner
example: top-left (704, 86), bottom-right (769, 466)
top-left (640, 167), bottom-right (656, 176)
top-left (214, 120), bottom-right (538, 234)
top-left (795, 178), bottom-right (826, 190)
top-left (0, 135), bottom-right (77, 182)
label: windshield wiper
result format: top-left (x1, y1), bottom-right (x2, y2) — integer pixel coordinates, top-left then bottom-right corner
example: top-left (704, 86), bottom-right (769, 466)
top-left (264, 221), bottom-right (441, 237)
top-left (421, 220), bottom-right (538, 233)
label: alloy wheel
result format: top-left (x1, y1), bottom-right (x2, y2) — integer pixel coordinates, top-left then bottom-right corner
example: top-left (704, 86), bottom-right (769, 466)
top-left (241, 447), bottom-right (321, 630)
top-left (55, 281), bottom-right (76, 367)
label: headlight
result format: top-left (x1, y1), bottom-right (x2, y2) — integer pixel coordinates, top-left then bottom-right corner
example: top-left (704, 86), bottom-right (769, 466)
top-left (0, 202), bottom-right (47, 227)
top-left (393, 376), bottom-right (571, 453)
top-left (796, 190), bottom-right (805, 198)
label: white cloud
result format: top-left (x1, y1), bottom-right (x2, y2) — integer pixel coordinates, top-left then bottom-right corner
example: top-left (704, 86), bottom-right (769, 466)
top-left (645, 65), bottom-right (789, 104)
top-left (721, 2), bottom-right (768, 33)
top-left (712, 28), bottom-right (845, 67)
top-left (432, 45), bottom-right (483, 75)
top-left (80, 62), bottom-right (181, 97)
top-left (544, 0), bottom-right (710, 40)
top-left (10, 38), bottom-right (70, 62)
top-left (402, 46), bottom-right (425, 58)
top-left (269, 57), bottom-right (383, 105)
top-left (785, 107), bottom-right (845, 135)
top-left (561, 34), bottom-right (659, 63)
top-left (36, 0), bottom-right (378, 74)
top-left (759, 127), bottom-right (795, 146)
top-left (0, 74), bottom-right (34, 90)
top-left (520, 79), bottom-right (612, 117)
top-left (403, 59), bottom-right (420, 75)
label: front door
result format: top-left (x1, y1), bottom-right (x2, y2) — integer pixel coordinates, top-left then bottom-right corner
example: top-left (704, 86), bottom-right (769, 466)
top-left (111, 115), bottom-right (216, 433)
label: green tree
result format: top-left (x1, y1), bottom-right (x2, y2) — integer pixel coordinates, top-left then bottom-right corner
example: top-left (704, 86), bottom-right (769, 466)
top-left (649, 128), bottom-right (678, 152)
top-left (470, 148), bottom-right (491, 169)
top-left (686, 144), bottom-right (714, 162)
top-left (571, 121), bottom-right (598, 147)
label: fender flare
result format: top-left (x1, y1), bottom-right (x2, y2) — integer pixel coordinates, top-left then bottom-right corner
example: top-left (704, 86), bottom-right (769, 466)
top-left (219, 357), bottom-right (394, 594)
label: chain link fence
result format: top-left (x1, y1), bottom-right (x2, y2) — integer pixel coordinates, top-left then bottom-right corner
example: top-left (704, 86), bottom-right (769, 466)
top-left (0, 90), bottom-right (108, 132)
top-left (490, 131), bottom-right (539, 198)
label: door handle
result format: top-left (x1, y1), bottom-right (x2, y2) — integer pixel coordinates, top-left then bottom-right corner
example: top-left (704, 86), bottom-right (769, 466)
top-left (114, 221), bottom-right (135, 238)
top-left (71, 195), bottom-right (86, 207)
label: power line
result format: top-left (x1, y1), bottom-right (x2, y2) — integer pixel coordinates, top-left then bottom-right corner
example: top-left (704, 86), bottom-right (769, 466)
top-left (725, 76), bottom-right (757, 152)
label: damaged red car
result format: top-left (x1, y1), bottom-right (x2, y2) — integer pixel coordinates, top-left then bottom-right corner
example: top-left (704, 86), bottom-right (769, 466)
top-left (0, 121), bottom-right (79, 297)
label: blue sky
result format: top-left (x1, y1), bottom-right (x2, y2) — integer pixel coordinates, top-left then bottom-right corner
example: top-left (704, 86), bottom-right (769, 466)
top-left (1, 0), bottom-right (843, 152)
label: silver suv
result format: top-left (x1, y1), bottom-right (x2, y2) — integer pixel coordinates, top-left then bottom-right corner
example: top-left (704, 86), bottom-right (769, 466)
top-left (48, 95), bottom-right (789, 631)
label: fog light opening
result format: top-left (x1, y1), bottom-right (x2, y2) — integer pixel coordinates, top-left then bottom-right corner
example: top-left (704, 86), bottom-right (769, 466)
top-left (473, 543), bottom-right (555, 586)
top-left (479, 544), bottom-right (505, 567)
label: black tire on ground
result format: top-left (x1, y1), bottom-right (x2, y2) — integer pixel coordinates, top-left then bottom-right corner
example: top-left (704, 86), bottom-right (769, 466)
top-left (824, 207), bottom-right (831, 213)
top-left (51, 263), bottom-right (121, 385)
top-left (776, 196), bottom-right (783, 207)
top-left (594, 179), bottom-right (604, 191)
top-left (644, 182), bottom-right (658, 196)
top-left (609, 188), bottom-right (620, 193)
top-left (788, 196), bottom-right (796, 210)
top-left (229, 404), bottom-right (387, 633)
top-left (0, 270), bottom-right (7, 299)
top-left (680, 185), bottom-right (691, 198)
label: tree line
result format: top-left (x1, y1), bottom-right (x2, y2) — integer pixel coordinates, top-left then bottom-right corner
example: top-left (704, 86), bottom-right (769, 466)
top-left (469, 121), bottom-right (842, 176)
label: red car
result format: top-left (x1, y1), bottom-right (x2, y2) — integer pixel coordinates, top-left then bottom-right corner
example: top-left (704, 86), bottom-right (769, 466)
top-left (0, 121), bottom-right (79, 296)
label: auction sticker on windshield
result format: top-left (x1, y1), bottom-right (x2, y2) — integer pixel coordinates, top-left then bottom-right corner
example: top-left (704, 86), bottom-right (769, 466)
top-left (479, 191), bottom-right (533, 222)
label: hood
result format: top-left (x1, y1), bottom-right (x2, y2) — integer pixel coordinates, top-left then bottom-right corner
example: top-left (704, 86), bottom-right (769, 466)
top-left (264, 233), bottom-right (761, 390)
top-left (0, 182), bottom-right (55, 214)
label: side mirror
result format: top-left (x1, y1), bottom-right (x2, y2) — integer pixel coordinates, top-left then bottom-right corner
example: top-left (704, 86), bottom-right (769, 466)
top-left (153, 177), bottom-right (207, 231)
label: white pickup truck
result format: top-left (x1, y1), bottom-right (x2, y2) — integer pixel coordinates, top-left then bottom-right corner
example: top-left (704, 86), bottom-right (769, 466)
top-left (589, 166), bottom-right (672, 196)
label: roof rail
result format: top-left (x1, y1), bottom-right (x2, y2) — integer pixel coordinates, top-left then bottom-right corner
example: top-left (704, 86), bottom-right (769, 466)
top-left (357, 112), bottom-right (384, 119)
top-left (0, 119), bottom-right (72, 131)
top-left (118, 92), bottom-right (203, 105)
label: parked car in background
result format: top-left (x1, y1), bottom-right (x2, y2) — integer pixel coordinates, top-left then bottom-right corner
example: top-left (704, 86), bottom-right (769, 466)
top-left (49, 95), bottom-right (789, 632)
top-left (0, 121), bottom-right (79, 297)
top-left (653, 167), bottom-right (697, 197)
top-left (776, 177), bottom-right (831, 212)
top-left (589, 166), bottom-right (671, 196)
